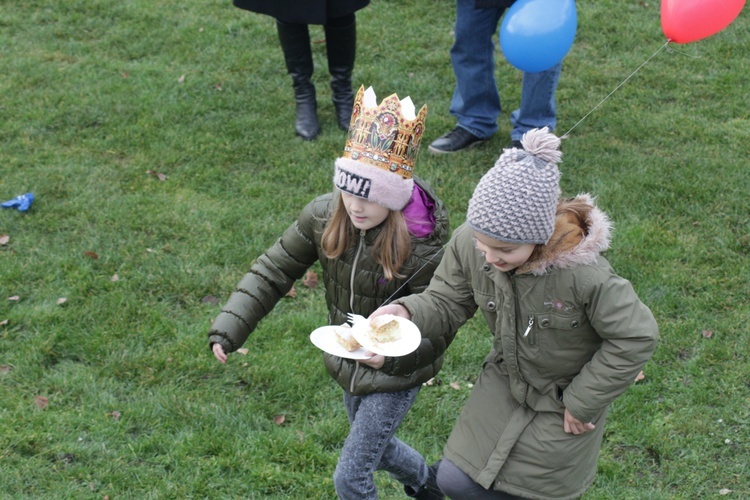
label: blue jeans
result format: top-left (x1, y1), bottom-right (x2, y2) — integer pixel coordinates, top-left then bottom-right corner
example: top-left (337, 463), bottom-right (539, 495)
top-left (333, 386), bottom-right (427, 499)
top-left (449, 0), bottom-right (562, 140)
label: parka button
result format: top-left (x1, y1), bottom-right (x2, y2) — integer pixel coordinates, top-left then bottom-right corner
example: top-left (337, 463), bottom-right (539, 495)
top-left (571, 320), bottom-right (580, 328)
top-left (540, 318), bottom-right (550, 328)
top-left (482, 264), bottom-right (491, 272)
top-left (487, 301), bottom-right (496, 310)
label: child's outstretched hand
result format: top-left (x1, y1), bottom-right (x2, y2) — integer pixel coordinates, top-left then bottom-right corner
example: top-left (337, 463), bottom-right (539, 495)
top-left (563, 408), bottom-right (595, 435)
top-left (212, 343), bottom-right (228, 364)
top-left (369, 304), bottom-right (411, 320)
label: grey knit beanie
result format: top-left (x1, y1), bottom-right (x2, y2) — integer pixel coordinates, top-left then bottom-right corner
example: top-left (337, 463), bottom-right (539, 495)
top-left (467, 127), bottom-right (562, 244)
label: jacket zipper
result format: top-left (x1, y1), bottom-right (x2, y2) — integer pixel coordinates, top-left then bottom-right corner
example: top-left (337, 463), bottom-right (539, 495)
top-left (349, 230), bottom-right (366, 394)
top-left (512, 274), bottom-right (535, 345)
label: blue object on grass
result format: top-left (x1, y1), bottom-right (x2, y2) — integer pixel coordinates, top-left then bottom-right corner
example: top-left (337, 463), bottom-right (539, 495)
top-left (1, 192), bottom-right (35, 212)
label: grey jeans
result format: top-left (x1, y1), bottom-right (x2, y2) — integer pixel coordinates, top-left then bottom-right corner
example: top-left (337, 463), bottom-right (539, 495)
top-left (437, 458), bottom-right (522, 499)
top-left (333, 386), bottom-right (427, 499)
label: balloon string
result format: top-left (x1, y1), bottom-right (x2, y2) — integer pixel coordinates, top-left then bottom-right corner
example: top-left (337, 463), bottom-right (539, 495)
top-left (561, 40), bottom-right (672, 139)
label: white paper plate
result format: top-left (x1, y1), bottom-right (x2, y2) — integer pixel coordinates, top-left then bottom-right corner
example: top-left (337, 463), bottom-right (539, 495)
top-left (351, 315), bottom-right (421, 357)
top-left (310, 326), bottom-right (372, 360)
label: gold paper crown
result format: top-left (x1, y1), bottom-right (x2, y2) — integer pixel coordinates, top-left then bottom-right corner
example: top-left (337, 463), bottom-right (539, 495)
top-left (342, 86), bottom-right (428, 180)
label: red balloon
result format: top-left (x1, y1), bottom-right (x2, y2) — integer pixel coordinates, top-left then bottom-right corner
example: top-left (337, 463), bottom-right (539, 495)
top-left (661, 0), bottom-right (746, 43)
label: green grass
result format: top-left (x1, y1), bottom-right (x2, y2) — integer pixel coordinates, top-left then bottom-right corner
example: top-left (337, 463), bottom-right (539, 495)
top-left (1, 0), bottom-right (748, 498)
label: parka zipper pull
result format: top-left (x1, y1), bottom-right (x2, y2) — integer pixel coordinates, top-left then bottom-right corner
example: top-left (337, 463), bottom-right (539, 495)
top-left (523, 317), bottom-right (534, 337)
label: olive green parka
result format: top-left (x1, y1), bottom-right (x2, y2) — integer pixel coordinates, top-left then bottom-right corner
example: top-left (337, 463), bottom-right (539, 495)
top-left (208, 177), bottom-right (451, 395)
top-left (396, 195), bottom-right (658, 499)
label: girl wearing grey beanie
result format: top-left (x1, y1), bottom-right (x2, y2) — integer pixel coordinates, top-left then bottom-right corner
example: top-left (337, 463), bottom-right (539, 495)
top-left (371, 127), bottom-right (659, 499)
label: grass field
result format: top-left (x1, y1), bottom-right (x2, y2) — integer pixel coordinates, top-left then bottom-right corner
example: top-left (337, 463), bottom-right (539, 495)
top-left (1, 0), bottom-right (748, 498)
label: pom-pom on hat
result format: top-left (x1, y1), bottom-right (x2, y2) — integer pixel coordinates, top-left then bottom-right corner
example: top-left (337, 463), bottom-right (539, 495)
top-left (467, 127), bottom-right (562, 244)
top-left (334, 86), bottom-right (427, 211)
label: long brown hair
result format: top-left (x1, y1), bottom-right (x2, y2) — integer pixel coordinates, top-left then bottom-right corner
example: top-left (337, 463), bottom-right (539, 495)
top-left (321, 194), bottom-right (412, 280)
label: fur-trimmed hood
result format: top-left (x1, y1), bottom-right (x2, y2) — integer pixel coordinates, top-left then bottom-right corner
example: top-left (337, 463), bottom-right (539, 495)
top-left (518, 193), bottom-right (612, 276)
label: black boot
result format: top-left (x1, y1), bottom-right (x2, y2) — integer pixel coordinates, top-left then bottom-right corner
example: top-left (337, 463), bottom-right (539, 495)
top-left (405, 461), bottom-right (444, 500)
top-left (276, 20), bottom-right (320, 140)
top-left (324, 16), bottom-right (357, 131)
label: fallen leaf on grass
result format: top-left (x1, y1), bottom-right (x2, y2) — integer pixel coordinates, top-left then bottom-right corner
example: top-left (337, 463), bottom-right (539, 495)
top-left (0, 234), bottom-right (9, 245)
top-left (0, 365), bottom-right (13, 374)
top-left (634, 371), bottom-right (645, 382)
top-left (34, 395), bottom-right (49, 410)
top-left (201, 295), bottom-right (220, 305)
top-left (107, 411), bottom-right (121, 421)
top-left (84, 250), bottom-right (99, 260)
top-left (178, 74), bottom-right (186, 84)
top-left (273, 414), bottom-right (286, 425)
top-left (110, 274), bottom-right (119, 282)
top-left (285, 286), bottom-right (297, 298)
top-left (236, 348), bottom-right (249, 355)
top-left (450, 382), bottom-right (461, 390)
top-left (8, 296), bottom-right (20, 301)
top-left (146, 170), bottom-right (167, 181)
top-left (0, 319), bottom-right (8, 326)
top-left (701, 330), bottom-right (713, 339)
top-left (720, 489), bottom-right (732, 495)
top-left (215, 82), bottom-right (223, 91)
top-left (57, 297), bottom-right (67, 305)
top-left (302, 271), bottom-right (319, 289)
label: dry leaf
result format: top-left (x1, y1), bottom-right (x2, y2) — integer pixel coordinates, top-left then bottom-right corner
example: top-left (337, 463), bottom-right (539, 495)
top-left (273, 414), bottom-right (286, 425)
top-left (107, 411), bottom-right (121, 421)
top-left (57, 297), bottom-right (68, 305)
top-left (146, 248), bottom-right (156, 253)
top-left (236, 348), bottom-right (249, 355)
top-left (720, 489), bottom-right (732, 495)
top-left (701, 330), bottom-right (713, 339)
top-left (146, 170), bottom-right (167, 181)
top-left (110, 274), bottom-right (119, 282)
top-left (215, 82), bottom-right (223, 91)
top-left (201, 295), bottom-right (220, 305)
top-left (634, 371), bottom-right (645, 382)
top-left (0, 234), bottom-right (9, 245)
top-left (84, 250), bottom-right (99, 260)
top-left (302, 271), bottom-right (319, 289)
top-left (450, 382), bottom-right (461, 390)
top-left (285, 286), bottom-right (297, 298)
top-left (0, 365), bottom-right (13, 374)
top-left (0, 319), bottom-right (8, 326)
top-left (178, 74), bottom-right (186, 83)
top-left (423, 377), bottom-right (435, 386)
top-left (8, 296), bottom-right (20, 301)
top-left (34, 395), bottom-right (49, 410)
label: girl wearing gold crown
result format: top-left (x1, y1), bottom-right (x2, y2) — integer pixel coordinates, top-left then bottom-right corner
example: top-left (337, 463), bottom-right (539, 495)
top-left (209, 88), bottom-right (448, 499)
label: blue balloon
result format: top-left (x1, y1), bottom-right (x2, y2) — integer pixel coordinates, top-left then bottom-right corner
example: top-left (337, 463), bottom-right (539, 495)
top-left (500, 0), bottom-right (577, 73)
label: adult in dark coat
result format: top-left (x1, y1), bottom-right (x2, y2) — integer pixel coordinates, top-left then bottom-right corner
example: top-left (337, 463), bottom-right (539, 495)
top-left (233, 0), bottom-right (370, 140)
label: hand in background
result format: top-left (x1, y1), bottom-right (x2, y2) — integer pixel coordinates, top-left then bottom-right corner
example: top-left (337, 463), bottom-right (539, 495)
top-left (212, 343), bottom-right (228, 364)
top-left (358, 353), bottom-right (385, 369)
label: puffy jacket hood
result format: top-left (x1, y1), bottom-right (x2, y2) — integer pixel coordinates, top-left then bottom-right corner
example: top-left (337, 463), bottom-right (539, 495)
top-left (519, 194), bottom-right (612, 276)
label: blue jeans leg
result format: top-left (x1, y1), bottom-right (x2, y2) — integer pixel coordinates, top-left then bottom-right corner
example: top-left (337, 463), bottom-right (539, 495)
top-left (449, 0), bottom-right (505, 139)
top-left (509, 62), bottom-right (562, 141)
top-left (333, 387), bottom-right (426, 499)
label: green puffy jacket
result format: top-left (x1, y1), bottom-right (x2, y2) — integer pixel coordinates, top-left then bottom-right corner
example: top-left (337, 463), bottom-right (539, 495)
top-left (397, 195), bottom-right (658, 499)
top-left (208, 176), bottom-right (451, 395)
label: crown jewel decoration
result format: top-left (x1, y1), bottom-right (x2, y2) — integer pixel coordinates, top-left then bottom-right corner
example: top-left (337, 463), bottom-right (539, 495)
top-left (343, 86), bottom-right (428, 180)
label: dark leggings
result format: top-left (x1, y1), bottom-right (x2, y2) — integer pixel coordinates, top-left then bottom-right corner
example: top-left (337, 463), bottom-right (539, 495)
top-left (436, 459), bottom-right (523, 500)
